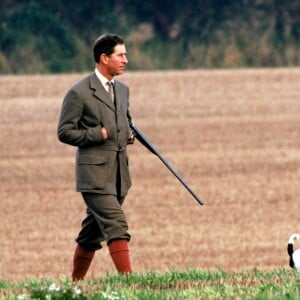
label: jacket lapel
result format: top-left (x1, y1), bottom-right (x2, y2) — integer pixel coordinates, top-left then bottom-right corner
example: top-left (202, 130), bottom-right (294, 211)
top-left (113, 81), bottom-right (122, 112)
top-left (89, 72), bottom-right (115, 111)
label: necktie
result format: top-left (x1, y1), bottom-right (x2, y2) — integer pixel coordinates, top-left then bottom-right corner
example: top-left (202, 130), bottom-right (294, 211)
top-left (107, 81), bottom-right (114, 103)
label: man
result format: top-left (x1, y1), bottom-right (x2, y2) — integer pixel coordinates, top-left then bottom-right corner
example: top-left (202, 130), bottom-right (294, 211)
top-left (57, 34), bottom-right (134, 281)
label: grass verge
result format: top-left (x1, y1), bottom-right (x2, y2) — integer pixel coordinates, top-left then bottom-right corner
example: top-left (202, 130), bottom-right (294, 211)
top-left (0, 268), bottom-right (300, 299)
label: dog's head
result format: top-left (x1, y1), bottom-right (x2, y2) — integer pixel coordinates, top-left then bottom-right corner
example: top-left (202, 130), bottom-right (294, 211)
top-left (288, 233), bottom-right (300, 269)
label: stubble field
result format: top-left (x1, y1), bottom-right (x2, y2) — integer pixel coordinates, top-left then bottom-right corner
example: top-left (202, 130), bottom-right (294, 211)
top-left (0, 68), bottom-right (300, 281)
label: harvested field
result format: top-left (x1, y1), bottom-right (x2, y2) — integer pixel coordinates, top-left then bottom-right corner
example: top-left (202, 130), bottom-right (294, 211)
top-left (0, 68), bottom-right (300, 280)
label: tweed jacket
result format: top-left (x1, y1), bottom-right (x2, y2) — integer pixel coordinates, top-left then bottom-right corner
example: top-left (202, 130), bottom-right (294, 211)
top-left (57, 72), bottom-right (133, 196)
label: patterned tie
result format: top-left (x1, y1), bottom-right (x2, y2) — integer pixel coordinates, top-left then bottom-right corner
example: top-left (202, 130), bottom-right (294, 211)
top-left (107, 81), bottom-right (114, 103)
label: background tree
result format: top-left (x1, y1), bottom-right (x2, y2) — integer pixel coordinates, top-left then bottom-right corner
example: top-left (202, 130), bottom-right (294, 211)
top-left (0, 0), bottom-right (299, 73)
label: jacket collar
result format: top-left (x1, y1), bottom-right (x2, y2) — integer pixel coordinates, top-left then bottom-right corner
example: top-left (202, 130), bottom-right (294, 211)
top-left (89, 72), bottom-right (115, 111)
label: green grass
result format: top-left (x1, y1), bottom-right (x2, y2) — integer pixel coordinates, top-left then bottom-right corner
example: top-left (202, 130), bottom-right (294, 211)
top-left (1, 268), bottom-right (300, 299)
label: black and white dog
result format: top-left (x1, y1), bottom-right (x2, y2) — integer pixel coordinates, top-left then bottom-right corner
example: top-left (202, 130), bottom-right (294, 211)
top-left (287, 233), bottom-right (300, 270)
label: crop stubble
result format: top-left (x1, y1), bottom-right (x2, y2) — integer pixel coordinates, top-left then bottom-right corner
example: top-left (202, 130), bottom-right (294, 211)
top-left (0, 68), bottom-right (300, 280)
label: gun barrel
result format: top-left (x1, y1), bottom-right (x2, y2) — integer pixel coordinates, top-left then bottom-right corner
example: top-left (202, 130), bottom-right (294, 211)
top-left (131, 123), bottom-right (204, 206)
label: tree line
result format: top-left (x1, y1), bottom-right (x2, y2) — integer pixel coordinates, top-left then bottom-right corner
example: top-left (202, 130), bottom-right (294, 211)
top-left (0, 0), bottom-right (299, 74)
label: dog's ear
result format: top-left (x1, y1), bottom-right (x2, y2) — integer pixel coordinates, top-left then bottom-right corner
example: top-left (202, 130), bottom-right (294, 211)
top-left (288, 243), bottom-right (294, 256)
top-left (288, 243), bottom-right (295, 268)
top-left (289, 256), bottom-right (295, 268)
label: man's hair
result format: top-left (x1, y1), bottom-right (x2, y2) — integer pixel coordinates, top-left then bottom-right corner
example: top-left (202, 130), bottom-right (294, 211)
top-left (93, 34), bottom-right (124, 63)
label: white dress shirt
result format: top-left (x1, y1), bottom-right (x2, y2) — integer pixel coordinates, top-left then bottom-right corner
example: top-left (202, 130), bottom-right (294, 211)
top-left (95, 68), bottom-right (114, 93)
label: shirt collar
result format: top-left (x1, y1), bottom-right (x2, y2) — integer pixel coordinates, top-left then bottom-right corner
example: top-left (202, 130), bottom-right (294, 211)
top-left (95, 68), bottom-right (114, 89)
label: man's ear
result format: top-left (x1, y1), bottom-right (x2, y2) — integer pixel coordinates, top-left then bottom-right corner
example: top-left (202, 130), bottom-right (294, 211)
top-left (100, 53), bottom-right (109, 65)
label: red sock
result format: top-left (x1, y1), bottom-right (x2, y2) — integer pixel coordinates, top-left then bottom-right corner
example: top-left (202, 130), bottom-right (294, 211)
top-left (72, 244), bottom-right (95, 282)
top-left (108, 239), bottom-right (132, 274)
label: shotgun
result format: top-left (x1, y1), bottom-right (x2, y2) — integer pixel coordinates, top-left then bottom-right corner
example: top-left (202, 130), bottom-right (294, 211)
top-left (130, 123), bottom-right (204, 206)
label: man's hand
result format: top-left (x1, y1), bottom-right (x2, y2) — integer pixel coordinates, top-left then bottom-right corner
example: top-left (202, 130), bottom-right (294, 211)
top-left (127, 132), bottom-right (135, 144)
top-left (101, 127), bottom-right (108, 140)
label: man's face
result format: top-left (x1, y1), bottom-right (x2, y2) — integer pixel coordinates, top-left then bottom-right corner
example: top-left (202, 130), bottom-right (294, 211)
top-left (106, 44), bottom-right (128, 77)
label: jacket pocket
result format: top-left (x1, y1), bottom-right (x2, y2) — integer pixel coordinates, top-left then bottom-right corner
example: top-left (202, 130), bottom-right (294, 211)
top-left (78, 155), bottom-right (108, 165)
top-left (76, 155), bottom-right (110, 190)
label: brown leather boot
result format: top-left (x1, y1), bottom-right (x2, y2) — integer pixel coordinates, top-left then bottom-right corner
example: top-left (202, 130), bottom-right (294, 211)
top-left (72, 244), bottom-right (95, 282)
top-left (108, 239), bottom-right (132, 274)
